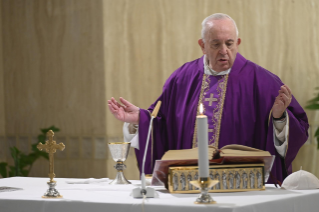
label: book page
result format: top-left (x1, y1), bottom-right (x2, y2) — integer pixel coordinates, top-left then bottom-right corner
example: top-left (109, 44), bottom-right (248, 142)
top-left (221, 144), bottom-right (264, 152)
top-left (220, 145), bottom-right (271, 157)
top-left (220, 149), bottom-right (271, 157)
top-left (161, 148), bottom-right (215, 160)
top-left (161, 149), bottom-right (198, 160)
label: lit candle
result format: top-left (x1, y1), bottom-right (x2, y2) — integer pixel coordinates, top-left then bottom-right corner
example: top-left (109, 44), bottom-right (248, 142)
top-left (197, 103), bottom-right (209, 178)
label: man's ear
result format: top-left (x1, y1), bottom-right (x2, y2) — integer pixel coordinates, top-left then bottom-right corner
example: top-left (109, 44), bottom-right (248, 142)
top-left (237, 38), bottom-right (241, 46)
top-left (198, 39), bottom-right (206, 54)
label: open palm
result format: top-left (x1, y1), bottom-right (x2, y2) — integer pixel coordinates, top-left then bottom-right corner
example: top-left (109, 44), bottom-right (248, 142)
top-left (108, 97), bottom-right (139, 124)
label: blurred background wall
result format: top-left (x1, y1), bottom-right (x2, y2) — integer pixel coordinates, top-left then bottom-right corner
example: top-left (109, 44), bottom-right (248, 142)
top-left (0, 0), bottom-right (318, 180)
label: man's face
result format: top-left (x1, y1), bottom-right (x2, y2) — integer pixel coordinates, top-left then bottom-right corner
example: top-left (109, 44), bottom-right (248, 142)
top-left (198, 19), bottom-right (241, 72)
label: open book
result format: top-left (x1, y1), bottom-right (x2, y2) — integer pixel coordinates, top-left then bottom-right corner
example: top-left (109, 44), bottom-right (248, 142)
top-left (161, 144), bottom-right (271, 160)
top-left (152, 145), bottom-right (274, 187)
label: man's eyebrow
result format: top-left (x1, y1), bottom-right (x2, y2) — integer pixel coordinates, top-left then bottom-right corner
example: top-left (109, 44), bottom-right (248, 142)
top-left (211, 39), bottom-right (235, 43)
top-left (211, 39), bottom-right (220, 43)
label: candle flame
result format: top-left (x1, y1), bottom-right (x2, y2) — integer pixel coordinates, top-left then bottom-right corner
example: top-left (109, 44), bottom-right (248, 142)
top-left (199, 103), bottom-right (203, 115)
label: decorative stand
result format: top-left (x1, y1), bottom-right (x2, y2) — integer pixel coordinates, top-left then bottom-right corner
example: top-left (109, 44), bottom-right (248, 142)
top-left (108, 142), bottom-right (131, 184)
top-left (190, 178), bottom-right (219, 204)
top-left (37, 130), bottom-right (65, 198)
top-left (43, 181), bottom-right (61, 198)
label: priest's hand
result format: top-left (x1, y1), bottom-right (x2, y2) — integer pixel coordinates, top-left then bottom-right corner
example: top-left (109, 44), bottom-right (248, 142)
top-left (108, 97), bottom-right (139, 124)
top-left (272, 85), bottom-right (292, 118)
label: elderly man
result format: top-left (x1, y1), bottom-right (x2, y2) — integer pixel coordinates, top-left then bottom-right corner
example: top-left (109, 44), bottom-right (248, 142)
top-left (108, 13), bottom-right (309, 183)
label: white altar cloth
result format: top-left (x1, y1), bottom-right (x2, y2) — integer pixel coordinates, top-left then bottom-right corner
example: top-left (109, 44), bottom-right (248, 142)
top-left (1, 177), bottom-right (319, 212)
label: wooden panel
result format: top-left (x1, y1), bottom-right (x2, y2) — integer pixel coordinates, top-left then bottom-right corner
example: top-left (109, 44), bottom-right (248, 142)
top-left (2, 0), bottom-right (106, 135)
top-left (1, 0), bottom-right (109, 178)
top-left (0, 1), bottom-right (5, 136)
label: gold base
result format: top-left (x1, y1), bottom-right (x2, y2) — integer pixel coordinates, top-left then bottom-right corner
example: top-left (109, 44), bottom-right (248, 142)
top-left (42, 195), bottom-right (63, 199)
top-left (190, 178), bottom-right (217, 204)
top-left (195, 200), bottom-right (216, 204)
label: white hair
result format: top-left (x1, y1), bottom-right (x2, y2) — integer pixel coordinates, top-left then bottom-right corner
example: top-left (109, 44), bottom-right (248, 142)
top-left (201, 13), bottom-right (239, 43)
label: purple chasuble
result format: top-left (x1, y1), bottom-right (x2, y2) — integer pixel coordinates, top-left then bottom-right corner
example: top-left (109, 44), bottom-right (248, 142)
top-left (136, 53), bottom-right (309, 183)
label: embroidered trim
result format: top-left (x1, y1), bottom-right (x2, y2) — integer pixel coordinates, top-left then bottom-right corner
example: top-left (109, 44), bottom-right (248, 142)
top-left (268, 109), bottom-right (273, 126)
top-left (285, 113), bottom-right (289, 158)
top-left (208, 76), bottom-right (224, 145)
top-left (147, 110), bottom-right (154, 170)
top-left (203, 76), bottom-right (211, 113)
top-left (283, 112), bottom-right (289, 177)
top-left (213, 74), bottom-right (229, 148)
top-left (192, 74), bottom-right (209, 148)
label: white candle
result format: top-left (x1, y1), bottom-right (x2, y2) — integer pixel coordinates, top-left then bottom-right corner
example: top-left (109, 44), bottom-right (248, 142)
top-left (197, 104), bottom-right (209, 178)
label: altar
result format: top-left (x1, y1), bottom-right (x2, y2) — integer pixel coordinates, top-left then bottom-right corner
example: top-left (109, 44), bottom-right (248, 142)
top-left (1, 177), bottom-right (319, 212)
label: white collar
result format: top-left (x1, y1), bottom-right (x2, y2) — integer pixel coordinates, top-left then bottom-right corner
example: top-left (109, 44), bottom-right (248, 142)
top-left (203, 55), bottom-right (231, 76)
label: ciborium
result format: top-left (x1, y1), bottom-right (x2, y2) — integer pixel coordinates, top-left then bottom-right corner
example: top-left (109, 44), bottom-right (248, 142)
top-left (108, 142), bottom-right (131, 184)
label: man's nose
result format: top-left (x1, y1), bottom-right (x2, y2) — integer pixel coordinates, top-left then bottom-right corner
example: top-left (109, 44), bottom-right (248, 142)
top-left (219, 44), bottom-right (227, 55)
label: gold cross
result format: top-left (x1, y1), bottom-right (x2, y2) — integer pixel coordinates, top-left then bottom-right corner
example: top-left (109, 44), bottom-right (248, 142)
top-left (37, 130), bottom-right (65, 183)
top-left (208, 129), bottom-right (213, 133)
top-left (205, 93), bottom-right (217, 106)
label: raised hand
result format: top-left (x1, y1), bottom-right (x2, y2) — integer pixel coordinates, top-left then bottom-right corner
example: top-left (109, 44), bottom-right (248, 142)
top-left (272, 85), bottom-right (292, 118)
top-left (107, 97), bottom-right (139, 124)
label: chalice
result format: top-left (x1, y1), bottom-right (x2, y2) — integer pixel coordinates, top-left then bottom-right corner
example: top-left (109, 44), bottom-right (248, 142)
top-left (108, 142), bottom-right (131, 184)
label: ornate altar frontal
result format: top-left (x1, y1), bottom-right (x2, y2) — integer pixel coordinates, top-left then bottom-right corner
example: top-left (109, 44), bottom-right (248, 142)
top-left (168, 164), bottom-right (265, 193)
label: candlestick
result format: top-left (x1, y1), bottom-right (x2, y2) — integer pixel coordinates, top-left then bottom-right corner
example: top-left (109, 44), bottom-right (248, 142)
top-left (193, 104), bottom-right (217, 204)
top-left (197, 104), bottom-right (209, 178)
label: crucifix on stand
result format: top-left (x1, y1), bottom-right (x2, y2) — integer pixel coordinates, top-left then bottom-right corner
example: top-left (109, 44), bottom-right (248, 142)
top-left (37, 130), bottom-right (65, 198)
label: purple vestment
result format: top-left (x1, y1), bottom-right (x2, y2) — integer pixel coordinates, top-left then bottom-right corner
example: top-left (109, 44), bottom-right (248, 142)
top-left (136, 53), bottom-right (309, 183)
